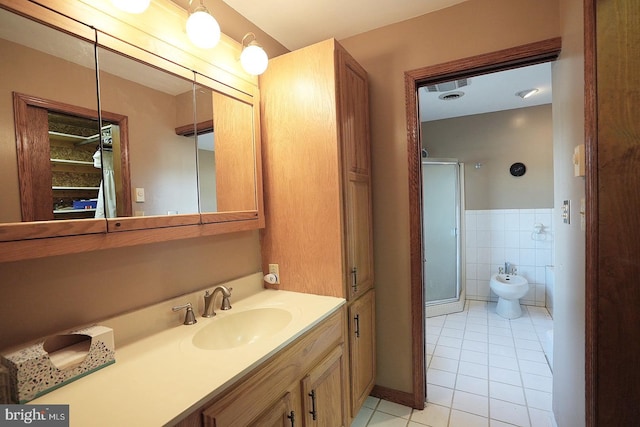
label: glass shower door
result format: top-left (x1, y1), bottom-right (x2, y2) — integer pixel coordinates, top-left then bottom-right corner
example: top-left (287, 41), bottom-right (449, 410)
top-left (422, 161), bottom-right (461, 303)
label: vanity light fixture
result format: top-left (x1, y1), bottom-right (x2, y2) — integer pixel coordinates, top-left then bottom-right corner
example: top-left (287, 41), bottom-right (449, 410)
top-left (186, 0), bottom-right (221, 49)
top-left (516, 88), bottom-right (539, 99)
top-left (110, 0), bottom-right (150, 14)
top-left (240, 32), bottom-right (269, 75)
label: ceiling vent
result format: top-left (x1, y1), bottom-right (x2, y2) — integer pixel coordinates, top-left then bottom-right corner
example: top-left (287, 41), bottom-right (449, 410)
top-left (438, 91), bottom-right (465, 101)
top-left (426, 78), bottom-right (469, 92)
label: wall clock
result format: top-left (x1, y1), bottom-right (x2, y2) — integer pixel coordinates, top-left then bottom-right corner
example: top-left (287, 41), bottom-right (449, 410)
top-left (510, 162), bottom-right (526, 177)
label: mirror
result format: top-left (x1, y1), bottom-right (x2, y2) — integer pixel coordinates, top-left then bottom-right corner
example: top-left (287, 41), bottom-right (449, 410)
top-left (96, 40), bottom-right (200, 230)
top-left (0, 4), bottom-right (263, 244)
top-left (194, 77), bottom-right (258, 216)
top-left (0, 7), bottom-right (101, 226)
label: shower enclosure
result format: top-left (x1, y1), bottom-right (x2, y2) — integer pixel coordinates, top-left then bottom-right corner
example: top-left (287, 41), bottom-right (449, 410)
top-left (422, 159), bottom-right (465, 316)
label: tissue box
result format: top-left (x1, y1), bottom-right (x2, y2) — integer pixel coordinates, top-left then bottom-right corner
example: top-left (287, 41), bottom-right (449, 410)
top-left (0, 325), bottom-right (115, 403)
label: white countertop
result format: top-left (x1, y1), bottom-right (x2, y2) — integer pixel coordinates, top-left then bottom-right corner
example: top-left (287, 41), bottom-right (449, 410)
top-left (31, 289), bottom-right (345, 426)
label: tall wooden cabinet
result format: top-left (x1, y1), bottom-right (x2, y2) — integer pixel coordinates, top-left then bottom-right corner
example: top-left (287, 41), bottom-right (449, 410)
top-left (259, 38), bottom-right (375, 422)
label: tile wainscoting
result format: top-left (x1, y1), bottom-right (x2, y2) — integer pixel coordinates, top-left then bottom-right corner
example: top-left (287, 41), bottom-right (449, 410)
top-left (464, 209), bottom-right (555, 307)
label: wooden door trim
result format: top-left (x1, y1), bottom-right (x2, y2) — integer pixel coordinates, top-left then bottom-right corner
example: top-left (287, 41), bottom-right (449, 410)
top-left (13, 92), bottom-right (132, 218)
top-left (584, 1), bottom-right (596, 426)
top-left (404, 38), bottom-right (562, 409)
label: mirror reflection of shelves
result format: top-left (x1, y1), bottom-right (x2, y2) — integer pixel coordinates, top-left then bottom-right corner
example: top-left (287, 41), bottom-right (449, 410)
top-left (48, 113), bottom-right (104, 220)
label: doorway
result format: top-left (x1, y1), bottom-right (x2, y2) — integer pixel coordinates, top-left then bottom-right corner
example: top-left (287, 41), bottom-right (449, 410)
top-left (404, 38), bottom-right (562, 408)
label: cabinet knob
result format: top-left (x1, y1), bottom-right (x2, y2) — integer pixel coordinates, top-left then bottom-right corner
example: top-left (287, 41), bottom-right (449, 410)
top-left (287, 410), bottom-right (295, 426)
top-left (354, 314), bottom-right (361, 338)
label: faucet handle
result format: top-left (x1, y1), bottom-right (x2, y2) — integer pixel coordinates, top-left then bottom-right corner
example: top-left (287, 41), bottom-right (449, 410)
top-left (498, 267), bottom-right (504, 274)
top-left (172, 302), bottom-right (197, 325)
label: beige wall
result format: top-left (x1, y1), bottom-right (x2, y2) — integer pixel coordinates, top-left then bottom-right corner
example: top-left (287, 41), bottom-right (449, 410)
top-left (340, 0), bottom-right (560, 393)
top-left (423, 105), bottom-right (554, 210)
top-left (551, 0), bottom-right (585, 424)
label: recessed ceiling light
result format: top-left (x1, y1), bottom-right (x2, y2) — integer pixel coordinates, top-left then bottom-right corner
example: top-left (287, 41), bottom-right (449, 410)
top-left (516, 88), bottom-right (539, 99)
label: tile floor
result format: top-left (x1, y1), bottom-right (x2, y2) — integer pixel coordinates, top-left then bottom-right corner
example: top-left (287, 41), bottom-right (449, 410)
top-left (352, 300), bottom-right (554, 427)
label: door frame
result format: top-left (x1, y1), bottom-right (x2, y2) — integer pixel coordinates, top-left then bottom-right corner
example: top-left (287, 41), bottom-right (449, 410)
top-left (404, 38), bottom-right (562, 409)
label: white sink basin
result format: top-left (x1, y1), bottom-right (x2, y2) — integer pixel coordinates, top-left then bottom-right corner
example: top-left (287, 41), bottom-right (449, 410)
top-left (192, 308), bottom-right (292, 350)
top-left (491, 273), bottom-right (528, 286)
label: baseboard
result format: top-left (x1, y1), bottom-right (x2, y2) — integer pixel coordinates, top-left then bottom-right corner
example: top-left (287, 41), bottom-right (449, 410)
top-left (370, 385), bottom-right (422, 409)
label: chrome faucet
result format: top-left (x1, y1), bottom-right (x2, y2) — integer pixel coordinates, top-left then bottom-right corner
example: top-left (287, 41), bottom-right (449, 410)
top-left (505, 262), bottom-right (512, 275)
top-left (202, 285), bottom-right (233, 317)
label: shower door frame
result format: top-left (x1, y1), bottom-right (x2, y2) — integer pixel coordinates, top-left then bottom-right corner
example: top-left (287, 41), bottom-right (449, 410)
top-left (421, 159), bottom-right (465, 315)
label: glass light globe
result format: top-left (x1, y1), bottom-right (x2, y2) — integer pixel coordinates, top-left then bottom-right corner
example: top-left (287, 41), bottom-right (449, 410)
top-left (110, 0), bottom-right (150, 14)
top-left (186, 9), bottom-right (221, 49)
top-left (240, 44), bottom-right (269, 75)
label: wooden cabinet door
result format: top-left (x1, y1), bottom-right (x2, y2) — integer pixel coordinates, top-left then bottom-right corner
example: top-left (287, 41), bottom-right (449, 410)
top-left (248, 392), bottom-right (295, 427)
top-left (301, 345), bottom-right (346, 427)
top-left (338, 48), bottom-right (370, 176)
top-left (345, 176), bottom-right (374, 300)
top-left (348, 289), bottom-right (376, 415)
top-left (338, 47), bottom-right (374, 301)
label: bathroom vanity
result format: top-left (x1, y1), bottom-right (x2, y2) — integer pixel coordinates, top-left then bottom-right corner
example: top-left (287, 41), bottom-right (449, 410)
top-left (30, 284), bottom-right (346, 426)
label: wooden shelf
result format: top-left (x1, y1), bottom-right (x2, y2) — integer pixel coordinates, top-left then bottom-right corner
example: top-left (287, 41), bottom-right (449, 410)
top-left (52, 186), bottom-right (100, 191)
top-left (50, 158), bottom-right (94, 166)
top-left (54, 208), bottom-right (96, 214)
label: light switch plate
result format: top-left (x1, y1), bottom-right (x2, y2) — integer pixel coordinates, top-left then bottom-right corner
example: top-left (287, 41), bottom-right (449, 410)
top-left (135, 187), bottom-right (145, 203)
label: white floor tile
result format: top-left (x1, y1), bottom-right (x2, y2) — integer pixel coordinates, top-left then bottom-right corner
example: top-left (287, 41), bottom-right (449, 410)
top-left (514, 338), bottom-right (543, 351)
top-left (368, 411), bottom-right (411, 427)
top-left (364, 396), bottom-right (381, 409)
top-left (465, 331), bottom-right (489, 342)
top-left (461, 349), bottom-right (489, 365)
top-left (452, 390), bottom-right (489, 417)
top-left (427, 384), bottom-right (454, 407)
top-left (490, 381), bottom-right (526, 405)
top-left (490, 398), bottom-right (530, 426)
top-left (455, 374), bottom-right (488, 396)
top-left (377, 400), bottom-right (413, 418)
top-left (462, 340), bottom-right (489, 353)
top-left (521, 372), bottom-right (552, 392)
top-left (427, 368), bottom-right (457, 388)
top-left (410, 403), bottom-right (450, 427)
top-left (355, 303), bottom-right (554, 427)
top-left (438, 336), bottom-right (464, 349)
top-left (529, 407), bottom-right (555, 427)
top-left (458, 361), bottom-right (489, 380)
top-left (449, 409), bottom-right (488, 427)
top-left (518, 360), bottom-right (552, 377)
top-left (524, 388), bottom-right (552, 411)
top-left (466, 323), bottom-right (489, 333)
top-left (489, 366), bottom-right (522, 386)
top-left (488, 354), bottom-right (520, 371)
top-left (430, 356), bottom-right (460, 373)
top-left (489, 344), bottom-right (517, 358)
top-left (516, 348), bottom-right (547, 364)
top-left (434, 345), bottom-right (462, 360)
top-left (352, 407), bottom-right (375, 427)
top-left (441, 327), bottom-right (465, 339)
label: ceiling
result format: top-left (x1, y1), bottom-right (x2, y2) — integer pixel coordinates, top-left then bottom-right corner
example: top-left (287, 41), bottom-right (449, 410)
top-left (221, 0), bottom-right (471, 51)
top-left (220, 0), bottom-right (552, 121)
top-left (419, 62), bottom-right (553, 122)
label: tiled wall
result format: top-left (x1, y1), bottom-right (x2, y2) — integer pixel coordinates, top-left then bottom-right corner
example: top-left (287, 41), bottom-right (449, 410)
top-left (464, 209), bottom-right (554, 306)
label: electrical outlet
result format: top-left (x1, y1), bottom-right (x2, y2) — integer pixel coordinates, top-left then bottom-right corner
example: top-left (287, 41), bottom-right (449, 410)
top-left (268, 264), bottom-right (280, 284)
